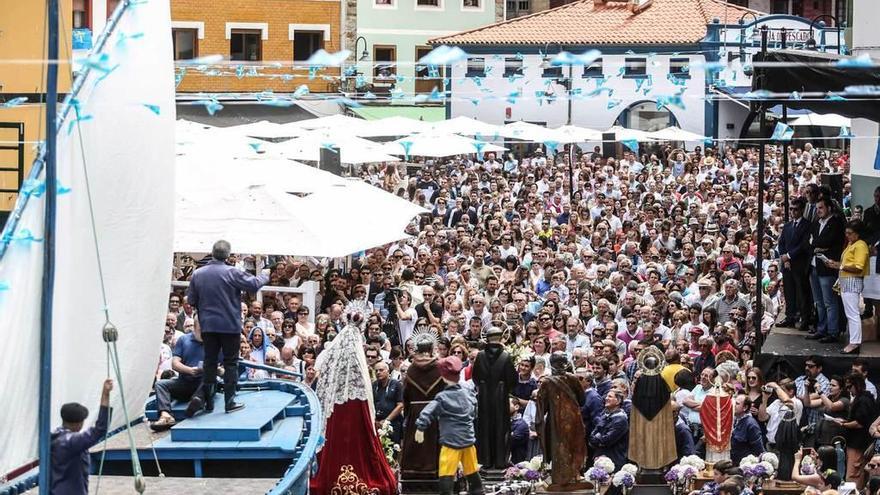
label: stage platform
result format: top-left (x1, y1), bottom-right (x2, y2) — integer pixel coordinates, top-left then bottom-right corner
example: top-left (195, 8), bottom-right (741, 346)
top-left (755, 325), bottom-right (880, 379)
top-left (24, 476), bottom-right (278, 495)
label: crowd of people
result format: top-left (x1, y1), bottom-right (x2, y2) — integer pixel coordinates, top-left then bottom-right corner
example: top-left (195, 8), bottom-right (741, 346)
top-left (160, 139), bottom-right (880, 494)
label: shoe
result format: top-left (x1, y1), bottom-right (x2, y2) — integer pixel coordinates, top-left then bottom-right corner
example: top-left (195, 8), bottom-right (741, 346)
top-left (840, 346), bottom-right (861, 355)
top-left (465, 472), bottom-right (485, 495)
top-left (805, 333), bottom-right (825, 340)
top-left (204, 384), bottom-right (215, 413)
top-left (777, 318), bottom-right (797, 327)
top-left (184, 396), bottom-right (204, 418)
top-left (819, 336), bottom-right (838, 344)
top-left (149, 415), bottom-right (176, 432)
top-left (438, 476), bottom-right (455, 495)
top-left (225, 401), bottom-right (246, 413)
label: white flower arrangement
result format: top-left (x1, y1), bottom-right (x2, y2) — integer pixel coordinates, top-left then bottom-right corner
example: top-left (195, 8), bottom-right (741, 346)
top-left (612, 470), bottom-right (636, 489)
top-left (800, 456), bottom-right (816, 475)
top-left (594, 456), bottom-right (616, 474)
top-left (620, 464), bottom-right (639, 476)
top-left (680, 455), bottom-right (706, 472)
top-left (739, 454), bottom-right (760, 470)
top-left (760, 452), bottom-right (779, 470)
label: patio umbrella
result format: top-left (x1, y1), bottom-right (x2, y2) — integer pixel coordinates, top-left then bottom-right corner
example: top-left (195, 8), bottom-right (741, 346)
top-left (546, 125), bottom-right (604, 143)
top-left (270, 131), bottom-right (401, 164)
top-left (427, 116), bottom-right (506, 138)
top-left (605, 125), bottom-right (652, 142)
top-left (352, 116), bottom-right (433, 137)
top-left (219, 120), bottom-right (306, 140)
top-left (498, 121), bottom-right (557, 142)
top-left (646, 126), bottom-right (708, 142)
top-left (788, 113), bottom-right (851, 128)
top-left (176, 156), bottom-right (347, 194)
top-left (286, 114), bottom-right (368, 131)
top-left (383, 133), bottom-right (506, 158)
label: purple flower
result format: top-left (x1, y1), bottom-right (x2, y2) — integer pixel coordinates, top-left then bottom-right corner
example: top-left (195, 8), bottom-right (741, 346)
top-left (749, 464), bottom-right (768, 478)
top-left (622, 473), bottom-right (635, 488)
top-left (665, 470), bottom-right (680, 483)
top-left (504, 467), bottom-right (519, 480)
top-left (525, 469), bottom-right (541, 481)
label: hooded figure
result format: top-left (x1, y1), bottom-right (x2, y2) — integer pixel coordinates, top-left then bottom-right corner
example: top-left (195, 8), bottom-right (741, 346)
top-left (472, 327), bottom-right (517, 470)
top-left (628, 347), bottom-right (677, 470)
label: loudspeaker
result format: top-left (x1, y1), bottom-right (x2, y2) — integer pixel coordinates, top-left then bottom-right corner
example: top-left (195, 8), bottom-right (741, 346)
top-left (319, 146), bottom-right (342, 176)
top-left (602, 132), bottom-right (615, 158)
top-left (821, 173), bottom-right (843, 204)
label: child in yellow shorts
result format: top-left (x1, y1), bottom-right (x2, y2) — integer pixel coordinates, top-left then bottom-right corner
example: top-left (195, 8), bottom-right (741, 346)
top-left (414, 355), bottom-right (483, 495)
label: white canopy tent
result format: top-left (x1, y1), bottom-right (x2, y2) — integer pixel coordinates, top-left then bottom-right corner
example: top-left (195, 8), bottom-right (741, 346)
top-left (286, 114), bottom-right (368, 131)
top-left (176, 156), bottom-right (346, 194)
top-left (789, 113), bottom-right (852, 128)
top-left (646, 126), bottom-right (708, 142)
top-left (545, 125), bottom-right (604, 143)
top-left (498, 121), bottom-right (557, 142)
top-left (383, 133), bottom-right (507, 158)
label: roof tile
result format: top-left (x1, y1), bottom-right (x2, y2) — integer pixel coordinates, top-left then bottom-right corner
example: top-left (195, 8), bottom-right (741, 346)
top-left (430, 0), bottom-right (763, 46)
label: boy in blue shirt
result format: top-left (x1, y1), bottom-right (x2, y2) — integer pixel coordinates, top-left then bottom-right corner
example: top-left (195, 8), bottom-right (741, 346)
top-left (415, 356), bottom-right (483, 495)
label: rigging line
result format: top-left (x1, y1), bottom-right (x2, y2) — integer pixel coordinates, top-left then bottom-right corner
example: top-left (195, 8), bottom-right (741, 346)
top-left (93, 342), bottom-right (113, 495)
top-left (109, 339), bottom-right (146, 493)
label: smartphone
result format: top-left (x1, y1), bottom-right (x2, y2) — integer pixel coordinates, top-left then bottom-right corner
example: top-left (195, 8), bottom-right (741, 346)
top-left (803, 447), bottom-right (815, 456)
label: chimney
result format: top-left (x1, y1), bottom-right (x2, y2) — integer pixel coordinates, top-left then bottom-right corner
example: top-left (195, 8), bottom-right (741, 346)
top-left (629, 0), bottom-right (652, 13)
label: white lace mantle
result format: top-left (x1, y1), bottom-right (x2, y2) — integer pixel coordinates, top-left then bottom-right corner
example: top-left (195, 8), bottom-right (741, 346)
top-left (314, 323), bottom-right (375, 429)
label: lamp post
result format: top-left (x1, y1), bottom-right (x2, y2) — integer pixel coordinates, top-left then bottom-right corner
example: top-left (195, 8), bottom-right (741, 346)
top-left (351, 36), bottom-right (369, 93)
top-left (544, 42), bottom-right (575, 203)
top-left (805, 15), bottom-right (842, 54)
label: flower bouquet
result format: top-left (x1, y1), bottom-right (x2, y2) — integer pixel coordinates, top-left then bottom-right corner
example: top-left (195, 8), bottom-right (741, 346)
top-left (665, 463), bottom-right (699, 495)
top-left (376, 420), bottom-right (400, 471)
top-left (612, 464), bottom-right (638, 495)
top-left (799, 456), bottom-right (816, 475)
top-left (505, 341), bottom-right (532, 366)
top-left (740, 453), bottom-right (776, 489)
top-left (504, 455), bottom-right (549, 490)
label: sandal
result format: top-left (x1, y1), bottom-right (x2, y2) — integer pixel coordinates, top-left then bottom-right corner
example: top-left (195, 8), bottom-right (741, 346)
top-left (149, 415), bottom-right (176, 431)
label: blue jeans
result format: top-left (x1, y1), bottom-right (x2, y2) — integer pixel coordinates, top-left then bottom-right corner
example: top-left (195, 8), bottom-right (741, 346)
top-left (810, 271), bottom-right (839, 337)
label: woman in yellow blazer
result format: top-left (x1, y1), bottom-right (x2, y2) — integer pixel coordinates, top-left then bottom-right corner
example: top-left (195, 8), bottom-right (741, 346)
top-left (823, 219), bottom-right (869, 354)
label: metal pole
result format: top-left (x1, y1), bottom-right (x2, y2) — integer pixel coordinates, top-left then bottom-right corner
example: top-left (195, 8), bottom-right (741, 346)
top-left (780, 27), bottom-right (790, 223)
top-left (754, 26), bottom-right (768, 353)
top-left (39, 0), bottom-right (59, 492)
top-left (566, 63), bottom-right (574, 204)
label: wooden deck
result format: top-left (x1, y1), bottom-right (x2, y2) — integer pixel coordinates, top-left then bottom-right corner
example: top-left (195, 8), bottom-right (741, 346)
top-left (25, 476), bottom-right (278, 494)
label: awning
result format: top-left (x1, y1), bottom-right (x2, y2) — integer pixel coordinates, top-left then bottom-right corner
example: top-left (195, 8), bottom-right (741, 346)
top-left (752, 50), bottom-right (880, 121)
top-left (350, 105), bottom-right (446, 122)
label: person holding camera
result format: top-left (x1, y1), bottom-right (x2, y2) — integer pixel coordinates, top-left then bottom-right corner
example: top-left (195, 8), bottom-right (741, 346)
top-left (758, 379), bottom-right (803, 478)
top-left (394, 290), bottom-right (417, 346)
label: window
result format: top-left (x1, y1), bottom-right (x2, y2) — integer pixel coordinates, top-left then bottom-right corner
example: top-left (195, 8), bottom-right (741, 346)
top-left (465, 57), bottom-right (485, 77)
top-left (623, 57), bottom-right (646, 78)
top-left (771, 0), bottom-right (787, 13)
top-left (542, 58), bottom-right (562, 78)
top-left (463, 0), bottom-right (480, 7)
top-left (506, 0), bottom-right (516, 10)
top-left (504, 57), bottom-right (523, 77)
top-left (172, 28), bottom-right (198, 60)
top-left (107, 0), bottom-right (121, 18)
top-left (375, 0), bottom-right (394, 5)
top-left (518, 0), bottom-right (529, 10)
top-left (615, 101), bottom-right (676, 132)
top-left (582, 57), bottom-right (603, 78)
top-left (73, 0), bottom-right (91, 29)
top-left (373, 46), bottom-right (396, 79)
top-left (669, 57), bottom-right (690, 78)
top-left (417, 0), bottom-right (440, 6)
top-left (230, 29), bottom-right (262, 61)
top-left (293, 31), bottom-right (324, 62)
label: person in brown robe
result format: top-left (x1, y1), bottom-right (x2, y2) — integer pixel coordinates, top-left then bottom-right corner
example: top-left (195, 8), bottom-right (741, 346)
top-left (400, 334), bottom-right (446, 492)
top-left (628, 349), bottom-right (677, 470)
top-left (536, 352), bottom-right (590, 491)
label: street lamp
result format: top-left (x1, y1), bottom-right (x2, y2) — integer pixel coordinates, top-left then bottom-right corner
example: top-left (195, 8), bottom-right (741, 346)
top-left (355, 36), bottom-right (369, 61)
top-left (805, 15), bottom-right (842, 54)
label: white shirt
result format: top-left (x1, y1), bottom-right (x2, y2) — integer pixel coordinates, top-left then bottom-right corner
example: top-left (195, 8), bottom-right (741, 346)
top-left (765, 398), bottom-right (803, 444)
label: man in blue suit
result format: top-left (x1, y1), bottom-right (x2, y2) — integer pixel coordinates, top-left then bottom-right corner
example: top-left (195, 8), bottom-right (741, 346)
top-left (777, 198), bottom-right (812, 331)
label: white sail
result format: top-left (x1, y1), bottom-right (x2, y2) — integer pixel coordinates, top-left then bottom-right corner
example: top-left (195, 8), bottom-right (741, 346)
top-left (0, 0), bottom-right (175, 478)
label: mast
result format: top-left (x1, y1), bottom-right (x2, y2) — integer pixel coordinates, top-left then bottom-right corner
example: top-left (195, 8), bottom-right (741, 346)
top-left (38, 0), bottom-right (60, 491)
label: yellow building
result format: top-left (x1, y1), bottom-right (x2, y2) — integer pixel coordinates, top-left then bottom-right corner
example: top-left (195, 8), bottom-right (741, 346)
top-left (171, 0), bottom-right (349, 94)
top-left (0, 1), bottom-right (73, 217)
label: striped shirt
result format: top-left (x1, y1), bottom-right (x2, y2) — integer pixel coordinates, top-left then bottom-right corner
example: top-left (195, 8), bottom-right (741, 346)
top-left (795, 373), bottom-right (830, 426)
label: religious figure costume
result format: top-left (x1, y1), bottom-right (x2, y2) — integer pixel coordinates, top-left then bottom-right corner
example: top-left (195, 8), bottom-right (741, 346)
top-left (472, 327), bottom-right (517, 469)
top-left (700, 379), bottom-right (733, 463)
top-left (536, 352), bottom-right (590, 491)
top-left (400, 331), bottom-right (446, 492)
top-left (310, 302), bottom-right (397, 495)
top-left (628, 347), bottom-right (677, 470)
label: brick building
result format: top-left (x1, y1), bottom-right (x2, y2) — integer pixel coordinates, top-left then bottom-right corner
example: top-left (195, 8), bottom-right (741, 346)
top-left (171, 0), bottom-right (351, 94)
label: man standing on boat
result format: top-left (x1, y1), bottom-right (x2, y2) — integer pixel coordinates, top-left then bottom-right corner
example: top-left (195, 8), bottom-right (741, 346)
top-left (51, 379), bottom-right (113, 495)
top-left (187, 240), bottom-right (269, 413)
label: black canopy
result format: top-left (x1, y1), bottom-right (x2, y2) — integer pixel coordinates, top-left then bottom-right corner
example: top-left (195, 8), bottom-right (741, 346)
top-left (752, 50), bottom-right (880, 121)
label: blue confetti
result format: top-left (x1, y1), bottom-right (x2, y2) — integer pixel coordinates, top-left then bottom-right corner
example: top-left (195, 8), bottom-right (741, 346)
top-left (293, 85), bottom-right (310, 98)
top-left (657, 93), bottom-right (685, 110)
top-left (1, 97), bottom-right (28, 108)
top-left (418, 45), bottom-right (469, 65)
top-left (469, 98), bottom-right (480, 106)
top-left (116, 31), bottom-right (144, 46)
top-left (259, 98), bottom-right (295, 107)
top-left (543, 140), bottom-right (559, 155)
top-left (836, 54), bottom-right (874, 68)
top-left (355, 74), bottom-right (367, 88)
top-left (743, 89), bottom-right (773, 100)
top-left (236, 65), bottom-right (245, 79)
top-left (400, 140), bottom-right (413, 161)
top-left (429, 87), bottom-right (442, 101)
top-left (506, 90), bottom-right (521, 104)
top-left (175, 68), bottom-right (186, 88)
top-left (474, 141), bottom-right (486, 161)
top-left (607, 99), bottom-right (622, 109)
top-left (305, 49), bottom-right (352, 67)
top-left (363, 91), bottom-right (377, 100)
top-left (248, 142), bottom-right (263, 152)
top-left (142, 103), bottom-right (160, 115)
top-left (825, 93), bottom-right (846, 101)
top-left (8, 228), bottom-right (43, 243)
top-left (395, 74), bottom-right (407, 84)
top-left (843, 85), bottom-right (880, 96)
top-left (308, 67), bottom-right (318, 80)
top-left (81, 53), bottom-right (117, 74)
top-left (534, 90), bottom-right (545, 106)
top-left (390, 87), bottom-right (405, 100)
top-left (471, 76), bottom-right (483, 87)
top-left (195, 98), bottom-right (223, 116)
top-left (838, 126), bottom-right (854, 139)
top-left (20, 179), bottom-right (46, 197)
top-left (514, 52), bottom-right (523, 61)
top-left (790, 91), bottom-right (802, 100)
top-left (770, 122), bottom-right (794, 141)
top-left (621, 139), bottom-right (639, 152)
top-left (0, 281), bottom-right (8, 291)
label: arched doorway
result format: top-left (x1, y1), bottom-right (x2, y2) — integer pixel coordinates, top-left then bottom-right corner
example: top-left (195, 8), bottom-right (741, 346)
top-left (614, 100), bottom-right (678, 131)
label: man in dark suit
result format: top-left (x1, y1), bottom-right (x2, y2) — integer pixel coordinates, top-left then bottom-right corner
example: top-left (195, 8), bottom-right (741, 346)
top-left (805, 198), bottom-right (845, 343)
top-left (803, 183), bottom-right (820, 223)
top-left (443, 198), bottom-right (477, 227)
top-left (859, 186), bottom-right (880, 318)
top-left (778, 198), bottom-right (812, 330)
